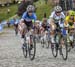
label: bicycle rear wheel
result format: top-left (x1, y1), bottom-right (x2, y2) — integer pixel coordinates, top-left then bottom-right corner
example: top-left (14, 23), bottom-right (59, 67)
top-left (46, 34), bottom-right (50, 48)
top-left (60, 36), bottom-right (68, 60)
top-left (46, 41), bottom-right (50, 48)
top-left (67, 42), bottom-right (71, 52)
top-left (29, 35), bottom-right (36, 60)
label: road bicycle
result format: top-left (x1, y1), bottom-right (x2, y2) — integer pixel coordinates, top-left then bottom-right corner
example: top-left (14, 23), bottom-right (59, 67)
top-left (50, 23), bottom-right (68, 60)
top-left (22, 28), bottom-right (36, 60)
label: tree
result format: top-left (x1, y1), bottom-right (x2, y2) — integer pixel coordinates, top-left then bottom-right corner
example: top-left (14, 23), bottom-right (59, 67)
top-left (33, 0), bottom-right (38, 2)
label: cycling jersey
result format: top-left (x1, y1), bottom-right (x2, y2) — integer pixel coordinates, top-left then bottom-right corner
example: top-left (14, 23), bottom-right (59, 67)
top-left (21, 11), bottom-right (37, 29)
top-left (64, 16), bottom-right (75, 28)
top-left (49, 11), bottom-right (65, 23)
top-left (22, 12), bottom-right (37, 22)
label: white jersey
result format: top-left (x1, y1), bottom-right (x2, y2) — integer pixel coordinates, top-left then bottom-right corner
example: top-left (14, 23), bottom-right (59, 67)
top-left (49, 11), bottom-right (65, 23)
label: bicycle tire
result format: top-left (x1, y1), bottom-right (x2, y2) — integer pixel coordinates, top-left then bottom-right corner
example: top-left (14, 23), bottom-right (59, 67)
top-left (60, 36), bottom-right (68, 60)
top-left (51, 35), bottom-right (58, 58)
top-left (41, 39), bottom-right (45, 48)
top-left (46, 34), bottom-right (50, 48)
top-left (22, 36), bottom-right (27, 58)
top-left (51, 43), bottom-right (58, 58)
top-left (29, 35), bottom-right (36, 60)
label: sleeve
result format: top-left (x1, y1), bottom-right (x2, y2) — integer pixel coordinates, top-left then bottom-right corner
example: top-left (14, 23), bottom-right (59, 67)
top-left (33, 13), bottom-right (37, 21)
top-left (49, 12), bottom-right (55, 19)
top-left (64, 16), bottom-right (69, 26)
top-left (65, 16), bottom-right (69, 21)
top-left (61, 12), bottom-right (65, 19)
top-left (22, 12), bottom-right (27, 20)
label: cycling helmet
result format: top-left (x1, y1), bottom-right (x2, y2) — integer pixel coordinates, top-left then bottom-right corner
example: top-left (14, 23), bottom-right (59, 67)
top-left (69, 10), bottom-right (75, 16)
top-left (27, 5), bottom-right (35, 12)
top-left (54, 5), bottom-right (62, 12)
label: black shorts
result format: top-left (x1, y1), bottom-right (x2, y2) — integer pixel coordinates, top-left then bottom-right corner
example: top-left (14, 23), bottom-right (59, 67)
top-left (42, 24), bottom-right (49, 31)
top-left (14, 24), bottom-right (18, 28)
top-left (24, 20), bottom-right (33, 30)
top-left (55, 23), bottom-right (61, 32)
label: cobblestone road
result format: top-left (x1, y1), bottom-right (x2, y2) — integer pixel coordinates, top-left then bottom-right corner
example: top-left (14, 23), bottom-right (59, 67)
top-left (0, 29), bottom-right (75, 67)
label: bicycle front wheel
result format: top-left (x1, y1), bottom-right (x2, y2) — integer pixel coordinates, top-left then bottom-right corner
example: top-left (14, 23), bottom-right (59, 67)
top-left (22, 36), bottom-right (27, 58)
top-left (51, 43), bottom-right (58, 58)
top-left (51, 35), bottom-right (58, 58)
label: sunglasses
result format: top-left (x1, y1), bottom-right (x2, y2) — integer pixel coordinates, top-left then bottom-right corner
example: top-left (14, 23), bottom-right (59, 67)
top-left (56, 11), bottom-right (61, 13)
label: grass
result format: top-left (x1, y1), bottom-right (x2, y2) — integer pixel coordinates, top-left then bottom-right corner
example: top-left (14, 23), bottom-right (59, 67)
top-left (0, 0), bottom-right (53, 21)
top-left (0, 4), bottom-right (18, 21)
top-left (34, 0), bottom-right (53, 20)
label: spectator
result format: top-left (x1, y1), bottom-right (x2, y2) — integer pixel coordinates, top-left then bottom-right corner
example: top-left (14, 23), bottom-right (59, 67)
top-left (7, 20), bottom-right (10, 28)
top-left (7, 8), bottom-right (10, 14)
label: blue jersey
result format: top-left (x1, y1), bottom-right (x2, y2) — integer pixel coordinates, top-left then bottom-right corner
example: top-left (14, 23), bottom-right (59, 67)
top-left (22, 12), bottom-right (37, 21)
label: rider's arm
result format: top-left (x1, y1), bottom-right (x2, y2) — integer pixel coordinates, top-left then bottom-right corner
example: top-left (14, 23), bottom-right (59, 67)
top-left (61, 12), bottom-right (65, 22)
top-left (22, 12), bottom-right (27, 20)
top-left (19, 12), bottom-right (27, 25)
top-left (61, 12), bottom-right (65, 18)
top-left (49, 12), bottom-right (55, 19)
top-left (49, 12), bottom-right (55, 24)
top-left (64, 16), bottom-right (69, 27)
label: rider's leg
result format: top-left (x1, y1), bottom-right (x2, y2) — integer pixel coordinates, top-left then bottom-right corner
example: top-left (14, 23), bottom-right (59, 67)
top-left (20, 22), bottom-right (27, 48)
top-left (21, 22), bottom-right (27, 38)
top-left (27, 23), bottom-right (34, 50)
top-left (50, 30), bottom-right (55, 43)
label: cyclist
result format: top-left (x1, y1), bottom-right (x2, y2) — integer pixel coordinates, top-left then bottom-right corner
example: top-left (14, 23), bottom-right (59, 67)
top-left (64, 10), bottom-right (75, 28)
top-left (49, 5), bottom-right (65, 37)
top-left (49, 5), bottom-right (65, 30)
top-left (40, 13), bottom-right (49, 34)
top-left (14, 18), bottom-right (19, 35)
top-left (34, 20), bottom-right (41, 34)
top-left (19, 5), bottom-right (37, 49)
top-left (64, 10), bottom-right (75, 48)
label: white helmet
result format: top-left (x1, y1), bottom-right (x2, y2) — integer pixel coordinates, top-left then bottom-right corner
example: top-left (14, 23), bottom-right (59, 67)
top-left (54, 5), bottom-right (62, 12)
top-left (27, 5), bottom-right (35, 12)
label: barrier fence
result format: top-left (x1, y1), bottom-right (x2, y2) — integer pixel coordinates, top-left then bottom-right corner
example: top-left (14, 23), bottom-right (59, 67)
top-left (0, 18), bottom-right (20, 33)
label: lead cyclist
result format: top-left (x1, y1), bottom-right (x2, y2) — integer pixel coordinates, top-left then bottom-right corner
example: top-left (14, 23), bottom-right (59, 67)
top-left (18, 5), bottom-right (37, 49)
